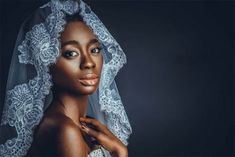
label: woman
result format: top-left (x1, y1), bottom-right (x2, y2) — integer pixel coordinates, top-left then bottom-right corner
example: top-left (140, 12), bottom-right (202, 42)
top-left (0, 0), bottom-right (132, 156)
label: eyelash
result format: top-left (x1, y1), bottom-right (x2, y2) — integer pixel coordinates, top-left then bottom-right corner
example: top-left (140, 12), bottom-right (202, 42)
top-left (63, 51), bottom-right (78, 58)
top-left (91, 47), bottom-right (102, 54)
top-left (63, 47), bottom-right (102, 59)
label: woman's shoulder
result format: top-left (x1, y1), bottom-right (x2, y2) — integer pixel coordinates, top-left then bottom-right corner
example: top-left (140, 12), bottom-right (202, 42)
top-left (32, 112), bottom-right (87, 156)
top-left (36, 111), bottom-right (81, 139)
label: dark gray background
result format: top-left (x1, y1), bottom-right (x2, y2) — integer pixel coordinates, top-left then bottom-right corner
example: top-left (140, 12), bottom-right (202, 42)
top-left (0, 0), bottom-right (234, 156)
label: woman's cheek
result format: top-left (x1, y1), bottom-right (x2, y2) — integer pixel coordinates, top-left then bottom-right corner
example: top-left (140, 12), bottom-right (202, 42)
top-left (60, 58), bottom-right (80, 74)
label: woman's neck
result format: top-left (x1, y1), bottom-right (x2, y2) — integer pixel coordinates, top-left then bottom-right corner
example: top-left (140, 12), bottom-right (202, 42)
top-left (52, 90), bottom-right (88, 125)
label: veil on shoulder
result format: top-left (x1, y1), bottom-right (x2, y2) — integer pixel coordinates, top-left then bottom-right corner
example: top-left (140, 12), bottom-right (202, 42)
top-left (0, 0), bottom-right (132, 156)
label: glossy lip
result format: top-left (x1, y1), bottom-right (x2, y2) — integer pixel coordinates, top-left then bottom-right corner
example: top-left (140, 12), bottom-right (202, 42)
top-left (78, 73), bottom-right (99, 86)
top-left (80, 73), bottom-right (99, 80)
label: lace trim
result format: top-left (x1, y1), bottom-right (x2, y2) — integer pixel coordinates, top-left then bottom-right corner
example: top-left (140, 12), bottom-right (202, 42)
top-left (0, 0), bottom-right (132, 156)
top-left (0, 1), bottom-right (79, 156)
top-left (79, 0), bottom-right (132, 145)
top-left (88, 147), bottom-right (106, 157)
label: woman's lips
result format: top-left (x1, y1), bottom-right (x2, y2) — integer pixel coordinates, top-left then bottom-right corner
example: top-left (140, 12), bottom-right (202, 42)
top-left (79, 78), bottom-right (99, 86)
top-left (78, 74), bottom-right (99, 86)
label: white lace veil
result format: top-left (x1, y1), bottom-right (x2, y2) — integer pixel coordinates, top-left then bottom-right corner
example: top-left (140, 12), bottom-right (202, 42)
top-left (0, 0), bottom-right (132, 156)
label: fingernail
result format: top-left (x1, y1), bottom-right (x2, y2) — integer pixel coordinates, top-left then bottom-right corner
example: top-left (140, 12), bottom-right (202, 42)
top-left (81, 125), bottom-right (86, 130)
top-left (81, 122), bottom-right (87, 127)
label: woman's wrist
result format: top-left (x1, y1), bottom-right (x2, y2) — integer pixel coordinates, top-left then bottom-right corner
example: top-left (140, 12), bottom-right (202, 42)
top-left (111, 143), bottom-right (128, 157)
top-left (117, 146), bottom-right (128, 157)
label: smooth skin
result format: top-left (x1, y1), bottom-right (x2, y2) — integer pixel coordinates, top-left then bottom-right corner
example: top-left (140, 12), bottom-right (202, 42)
top-left (26, 21), bottom-right (127, 157)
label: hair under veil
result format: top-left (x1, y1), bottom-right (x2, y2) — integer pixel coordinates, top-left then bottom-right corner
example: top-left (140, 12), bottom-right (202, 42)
top-left (0, 0), bottom-right (132, 156)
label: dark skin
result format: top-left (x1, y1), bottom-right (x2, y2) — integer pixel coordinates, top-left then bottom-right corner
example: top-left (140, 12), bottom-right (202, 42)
top-left (26, 21), bottom-right (128, 157)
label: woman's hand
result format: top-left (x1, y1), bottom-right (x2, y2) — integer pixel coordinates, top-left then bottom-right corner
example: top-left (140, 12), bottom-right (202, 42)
top-left (79, 117), bottom-right (128, 157)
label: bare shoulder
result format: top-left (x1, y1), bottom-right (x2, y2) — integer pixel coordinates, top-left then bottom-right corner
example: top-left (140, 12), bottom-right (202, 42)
top-left (33, 113), bottom-right (87, 157)
top-left (55, 115), bottom-right (87, 157)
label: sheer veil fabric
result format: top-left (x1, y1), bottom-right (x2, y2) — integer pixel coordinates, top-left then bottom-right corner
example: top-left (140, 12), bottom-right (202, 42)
top-left (0, 0), bottom-right (132, 156)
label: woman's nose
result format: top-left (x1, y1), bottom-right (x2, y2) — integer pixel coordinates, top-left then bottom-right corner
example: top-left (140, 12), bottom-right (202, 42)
top-left (80, 53), bottom-right (95, 69)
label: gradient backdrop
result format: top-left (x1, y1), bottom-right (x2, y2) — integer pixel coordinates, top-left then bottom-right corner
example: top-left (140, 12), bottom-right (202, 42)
top-left (0, 0), bottom-right (234, 156)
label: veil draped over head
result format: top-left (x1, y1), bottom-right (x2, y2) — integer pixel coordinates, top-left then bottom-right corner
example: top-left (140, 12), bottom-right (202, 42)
top-left (0, 0), bottom-right (132, 156)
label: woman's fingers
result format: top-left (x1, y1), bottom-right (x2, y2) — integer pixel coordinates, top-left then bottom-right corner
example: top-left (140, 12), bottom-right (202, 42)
top-left (79, 118), bottom-right (128, 155)
top-left (80, 124), bottom-right (99, 137)
top-left (80, 117), bottom-right (101, 127)
top-left (80, 123), bottom-right (114, 150)
top-left (80, 117), bottom-right (110, 134)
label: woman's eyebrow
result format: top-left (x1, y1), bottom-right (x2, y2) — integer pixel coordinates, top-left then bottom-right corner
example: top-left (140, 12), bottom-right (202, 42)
top-left (88, 38), bottom-right (99, 46)
top-left (61, 38), bottom-right (99, 48)
top-left (61, 40), bottom-right (79, 48)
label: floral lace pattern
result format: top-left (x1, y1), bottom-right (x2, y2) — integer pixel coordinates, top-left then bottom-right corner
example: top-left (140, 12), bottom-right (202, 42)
top-left (88, 147), bottom-right (106, 157)
top-left (0, 0), bottom-right (132, 156)
top-left (79, 0), bottom-right (132, 145)
top-left (0, 1), bottom-right (78, 156)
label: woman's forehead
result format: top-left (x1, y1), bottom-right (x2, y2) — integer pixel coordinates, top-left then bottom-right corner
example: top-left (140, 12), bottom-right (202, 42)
top-left (60, 21), bottom-right (100, 48)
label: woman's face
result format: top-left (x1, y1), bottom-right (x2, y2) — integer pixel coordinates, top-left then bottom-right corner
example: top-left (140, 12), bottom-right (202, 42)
top-left (50, 21), bottom-right (103, 96)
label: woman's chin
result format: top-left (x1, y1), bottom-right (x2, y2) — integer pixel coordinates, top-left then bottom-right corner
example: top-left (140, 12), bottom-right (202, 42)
top-left (78, 85), bottom-right (98, 95)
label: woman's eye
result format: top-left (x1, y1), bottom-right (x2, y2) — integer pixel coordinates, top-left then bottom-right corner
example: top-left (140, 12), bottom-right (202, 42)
top-left (91, 47), bottom-right (102, 54)
top-left (63, 51), bottom-right (79, 58)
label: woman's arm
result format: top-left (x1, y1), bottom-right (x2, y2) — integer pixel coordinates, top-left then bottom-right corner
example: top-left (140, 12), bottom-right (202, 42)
top-left (79, 117), bottom-right (128, 157)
